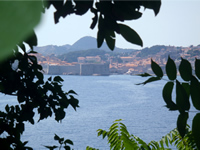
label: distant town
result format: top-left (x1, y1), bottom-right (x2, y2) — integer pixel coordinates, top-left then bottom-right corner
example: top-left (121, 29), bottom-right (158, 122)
top-left (32, 37), bottom-right (200, 76)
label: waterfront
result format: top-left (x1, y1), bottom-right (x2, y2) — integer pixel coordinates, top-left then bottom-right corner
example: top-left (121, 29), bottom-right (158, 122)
top-left (0, 75), bottom-right (193, 149)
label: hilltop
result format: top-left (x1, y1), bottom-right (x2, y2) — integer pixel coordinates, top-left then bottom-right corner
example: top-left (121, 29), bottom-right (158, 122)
top-left (33, 36), bottom-right (136, 56)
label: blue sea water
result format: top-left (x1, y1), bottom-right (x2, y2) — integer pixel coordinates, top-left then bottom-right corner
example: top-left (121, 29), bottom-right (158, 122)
top-left (0, 75), bottom-right (194, 149)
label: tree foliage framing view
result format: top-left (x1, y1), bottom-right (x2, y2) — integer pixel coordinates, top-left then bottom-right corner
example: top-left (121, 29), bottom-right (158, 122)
top-left (137, 57), bottom-right (200, 149)
top-left (87, 119), bottom-right (197, 150)
top-left (1, 0), bottom-right (199, 150)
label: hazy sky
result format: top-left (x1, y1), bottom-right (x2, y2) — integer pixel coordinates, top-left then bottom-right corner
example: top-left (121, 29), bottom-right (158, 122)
top-left (35, 0), bottom-right (200, 49)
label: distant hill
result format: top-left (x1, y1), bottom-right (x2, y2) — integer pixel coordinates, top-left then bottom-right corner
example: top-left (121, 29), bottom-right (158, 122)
top-left (33, 36), bottom-right (136, 56)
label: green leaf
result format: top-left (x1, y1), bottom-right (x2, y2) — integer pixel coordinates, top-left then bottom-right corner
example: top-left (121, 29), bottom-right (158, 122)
top-left (0, 1), bottom-right (42, 61)
top-left (53, 0), bottom-right (74, 23)
top-left (64, 145), bottom-right (70, 150)
top-left (136, 73), bottom-right (152, 77)
top-left (54, 76), bottom-right (64, 83)
top-left (68, 90), bottom-right (78, 95)
top-left (97, 129), bottom-right (104, 137)
top-left (179, 58), bottom-right (192, 81)
top-left (192, 113), bottom-right (200, 149)
top-left (105, 34), bottom-right (115, 50)
top-left (59, 137), bottom-right (64, 144)
top-left (90, 8), bottom-right (98, 29)
top-left (190, 76), bottom-right (200, 110)
top-left (195, 58), bottom-right (200, 80)
top-left (86, 146), bottom-right (99, 150)
top-left (176, 80), bottom-right (190, 112)
top-left (55, 108), bottom-right (65, 122)
top-left (166, 56), bottom-right (177, 80)
top-left (102, 130), bottom-right (107, 139)
top-left (114, 119), bottom-right (122, 122)
top-left (28, 50), bottom-right (37, 54)
top-left (36, 71), bottom-right (44, 81)
top-left (164, 136), bottom-right (169, 147)
top-left (43, 145), bottom-right (58, 150)
top-left (177, 112), bottom-right (188, 138)
top-left (16, 122), bottom-right (25, 134)
top-left (151, 59), bottom-right (163, 78)
top-left (29, 55), bottom-right (37, 63)
top-left (5, 105), bottom-right (9, 112)
top-left (69, 96), bottom-right (79, 110)
top-left (119, 23), bottom-right (143, 47)
top-left (97, 30), bottom-right (104, 48)
top-left (136, 76), bottom-right (161, 85)
top-left (141, 1), bottom-right (161, 16)
top-left (97, 15), bottom-right (105, 48)
top-left (64, 139), bottom-right (73, 145)
top-left (181, 82), bottom-right (190, 97)
top-left (73, 1), bottom-right (93, 15)
top-left (110, 122), bottom-right (118, 130)
top-left (48, 76), bottom-right (52, 81)
top-left (54, 134), bottom-right (60, 141)
top-left (112, 2), bottom-right (142, 21)
top-left (162, 82), bottom-right (178, 110)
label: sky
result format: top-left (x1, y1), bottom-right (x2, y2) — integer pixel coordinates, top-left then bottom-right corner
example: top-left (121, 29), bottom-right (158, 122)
top-left (35, 0), bottom-right (200, 49)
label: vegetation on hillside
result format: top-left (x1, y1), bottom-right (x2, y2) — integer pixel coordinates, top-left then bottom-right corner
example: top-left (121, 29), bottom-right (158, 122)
top-left (136, 45), bottom-right (166, 57)
top-left (58, 49), bottom-right (106, 62)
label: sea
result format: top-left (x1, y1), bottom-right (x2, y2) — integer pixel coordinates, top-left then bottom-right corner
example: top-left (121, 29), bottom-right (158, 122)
top-left (0, 75), bottom-right (195, 150)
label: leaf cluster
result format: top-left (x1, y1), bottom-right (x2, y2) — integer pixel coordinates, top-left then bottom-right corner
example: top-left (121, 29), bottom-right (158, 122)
top-left (44, 0), bottom-right (161, 50)
top-left (44, 134), bottom-right (73, 150)
top-left (137, 56), bottom-right (200, 149)
top-left (88, 120), bottom-right (197, 150)
top-left (0, 33), bottom-right (79, 149)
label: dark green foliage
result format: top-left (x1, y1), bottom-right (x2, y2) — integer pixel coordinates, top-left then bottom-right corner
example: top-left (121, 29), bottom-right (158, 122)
top-left (179, 58), bottom-right (192, 81)
top-left (177, 112), bottom-right (188, 138)
top-left (46, 0), bottom-right (161, 49)
top-left (176, 80), bottom-right (190, 112)
top-left (190, 76), bottom-right (200, 110)
top-left (44, 134), bottom-right (73, 150)
top-left (166, 56), bottom-right (177, 80)
top-left (119, 24), bottom-right (143, 47)
top-left (136, 73), bottom-right (151, 77)
top-left (151, 59), bottom-right (163, 78)
top-left (162, 82), bottom-right (178, 110)
top-left (192, 113), bottom-right (200, 149)
top-left (136, 76), bottom-right (161, 85)
top-left (0, 31), bottom-right (79, 149)
top-left (137, 56), bottom-right (200, 148)
top-left (195, 58), bottom-right (200, 79)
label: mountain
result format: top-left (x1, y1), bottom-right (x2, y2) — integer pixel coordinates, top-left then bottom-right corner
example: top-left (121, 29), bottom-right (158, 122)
top-left (33, 36), bottom-right (136, 56)
top-left (70, 36), bottom-right (99, 50)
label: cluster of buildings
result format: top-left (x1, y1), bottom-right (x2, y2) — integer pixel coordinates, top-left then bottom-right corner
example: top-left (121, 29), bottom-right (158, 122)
top-left (34, 45), bottom-right (200, 76)
top-left (42, 63), bottom-right (110, 76)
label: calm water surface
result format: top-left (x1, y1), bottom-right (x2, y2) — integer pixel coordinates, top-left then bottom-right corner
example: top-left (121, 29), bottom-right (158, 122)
top-left (0, 75), bottom-right (193, 149)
